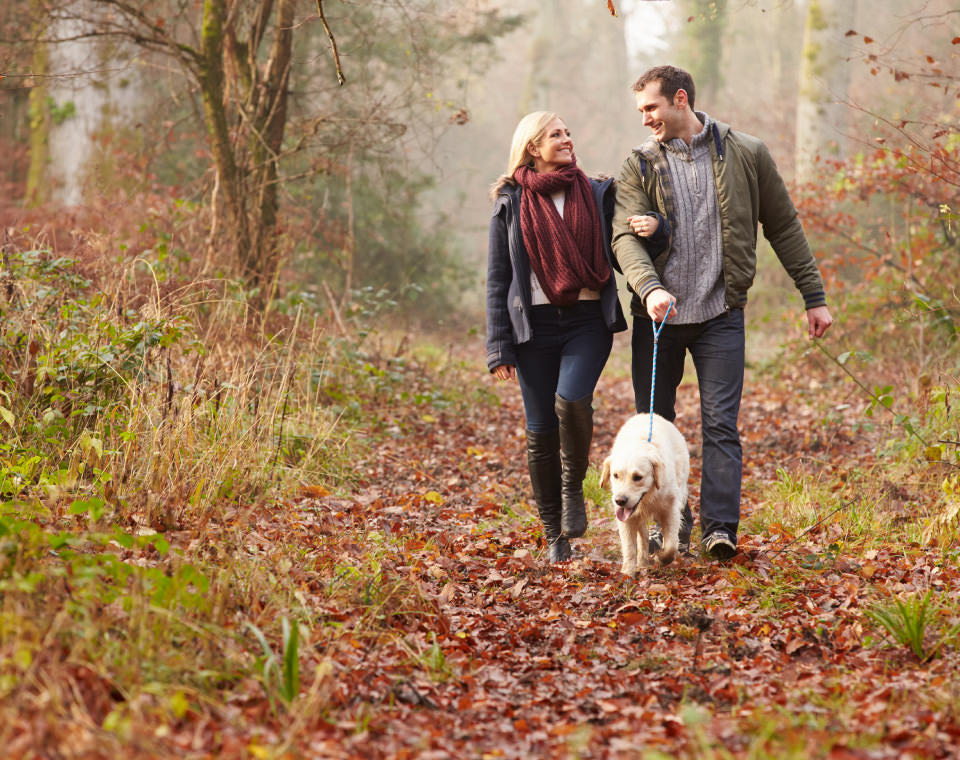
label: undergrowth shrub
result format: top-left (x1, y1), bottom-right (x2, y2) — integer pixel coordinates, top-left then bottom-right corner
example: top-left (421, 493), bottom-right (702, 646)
top-left (0, 245), bottom-right (471, 521)
top-left (778, 139), bottom-right (960, 542)
top-left (0, 230), bottom-right (479, 738)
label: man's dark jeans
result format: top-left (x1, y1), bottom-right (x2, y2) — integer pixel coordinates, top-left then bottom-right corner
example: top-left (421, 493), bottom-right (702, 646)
top-left (631, 308), bottom-right (744, 542)
top-left (515, 301), bottom-right (613, 432)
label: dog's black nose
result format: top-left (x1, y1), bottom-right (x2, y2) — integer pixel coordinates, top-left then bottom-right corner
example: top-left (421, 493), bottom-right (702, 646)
top-left (615, 496), bottom-right (628, 507)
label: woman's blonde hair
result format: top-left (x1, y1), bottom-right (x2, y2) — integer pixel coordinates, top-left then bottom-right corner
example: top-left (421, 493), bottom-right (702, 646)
top-left (489, 111), bottom-right (563, 201)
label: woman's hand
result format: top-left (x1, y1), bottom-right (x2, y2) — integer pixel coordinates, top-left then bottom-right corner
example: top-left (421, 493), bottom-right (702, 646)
top-left (628, 214), bottom-right (659, 238)
top-left (493, 365), bottom-right (516, 381)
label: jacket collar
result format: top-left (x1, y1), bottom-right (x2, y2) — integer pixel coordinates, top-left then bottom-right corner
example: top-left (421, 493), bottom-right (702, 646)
top-left (495, 181), bottom-right (522, 212)
top-left (633, 116), bottom-right (731, 163)
top-left (498, 182), bottom-right (521, 201)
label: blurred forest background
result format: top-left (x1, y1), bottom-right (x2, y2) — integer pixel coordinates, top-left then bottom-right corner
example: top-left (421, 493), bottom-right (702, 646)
top-left (0, 1), bottom-right (953, 325)
top-left (1, 1), bottom-right (960, 754)
top-left (0, 0), bottom-right (956, 554)
top-left (0, 0), bottom-right (956, 543)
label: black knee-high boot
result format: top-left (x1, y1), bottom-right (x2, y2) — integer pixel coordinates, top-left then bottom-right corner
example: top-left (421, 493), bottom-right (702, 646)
top-left (555, 393), bottom-right (593, 538)
top-left (525, 428), bottom-right (571, 563)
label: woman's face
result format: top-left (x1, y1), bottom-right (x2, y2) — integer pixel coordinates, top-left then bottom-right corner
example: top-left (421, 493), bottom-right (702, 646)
top-left (529, 118), bottom-right (573, 173)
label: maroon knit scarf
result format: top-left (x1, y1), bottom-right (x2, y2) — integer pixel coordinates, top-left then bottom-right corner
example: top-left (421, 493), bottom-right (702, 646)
top-left (514, 161), bottom-right (610, 306)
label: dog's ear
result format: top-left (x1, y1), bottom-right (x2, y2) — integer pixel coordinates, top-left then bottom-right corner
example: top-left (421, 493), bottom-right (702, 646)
top-left (599, 457), bottom-right (611, 489)
top-left (651, 457), bottom-right (662, 491)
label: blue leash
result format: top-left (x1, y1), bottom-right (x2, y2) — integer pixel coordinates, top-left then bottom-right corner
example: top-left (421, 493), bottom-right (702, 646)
top-left (648, 301), bottom-right (675, 442)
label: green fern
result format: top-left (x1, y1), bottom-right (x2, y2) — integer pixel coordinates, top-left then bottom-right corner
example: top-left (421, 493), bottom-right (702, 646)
top-left (864, 591), bottom-right (959, 662)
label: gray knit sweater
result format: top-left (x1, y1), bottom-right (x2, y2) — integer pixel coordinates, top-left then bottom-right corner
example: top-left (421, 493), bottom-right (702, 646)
top-left (660, 113), bottom-right (726, 325)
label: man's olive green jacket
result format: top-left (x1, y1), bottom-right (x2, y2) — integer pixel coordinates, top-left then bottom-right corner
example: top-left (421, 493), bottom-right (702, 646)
top-left (612, 118), bottom-right (826, 315)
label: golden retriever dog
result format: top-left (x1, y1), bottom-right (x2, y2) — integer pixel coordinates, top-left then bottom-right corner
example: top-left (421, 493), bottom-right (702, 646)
top-left (599, 413), bottom-right (690, 576)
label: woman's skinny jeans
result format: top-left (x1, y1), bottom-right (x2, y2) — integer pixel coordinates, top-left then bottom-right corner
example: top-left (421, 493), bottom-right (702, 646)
top-left (514, 301), bottom-right (613, 432)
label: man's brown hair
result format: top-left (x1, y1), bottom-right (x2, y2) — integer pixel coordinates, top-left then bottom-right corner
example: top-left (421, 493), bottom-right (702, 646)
top-left (632, 65), bottom-right (696, 109)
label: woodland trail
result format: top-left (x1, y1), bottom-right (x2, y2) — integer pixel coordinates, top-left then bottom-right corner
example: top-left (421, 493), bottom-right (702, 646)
top-left (240, 365), bottom-right (960, 759)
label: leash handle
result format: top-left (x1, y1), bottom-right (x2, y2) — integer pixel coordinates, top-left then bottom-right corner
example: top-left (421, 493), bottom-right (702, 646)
top-left (648, 300), bottom-right (674, 443)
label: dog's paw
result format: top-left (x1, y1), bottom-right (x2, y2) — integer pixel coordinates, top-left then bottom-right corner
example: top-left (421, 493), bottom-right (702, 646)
top-left (655, 548), bottom-right (678, 567)
top-left (620, 563), bottom-right (637, 577)
top-left (637, 556), bottom-right (654, 569)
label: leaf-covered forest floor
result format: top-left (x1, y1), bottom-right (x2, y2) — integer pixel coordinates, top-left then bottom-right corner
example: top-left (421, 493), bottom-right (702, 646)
top-left (284, 366), bottom-right (957, 760)
top-left (6, 349), bottom-right (959, 759)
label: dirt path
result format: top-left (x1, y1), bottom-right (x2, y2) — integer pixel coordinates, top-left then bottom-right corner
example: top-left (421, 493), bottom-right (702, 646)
top-left (267, 369), bottom-right (959, 758)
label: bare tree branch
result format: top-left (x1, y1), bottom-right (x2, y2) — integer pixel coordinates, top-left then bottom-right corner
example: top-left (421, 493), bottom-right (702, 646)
top-left (316, 0), bottom-right (345, 86)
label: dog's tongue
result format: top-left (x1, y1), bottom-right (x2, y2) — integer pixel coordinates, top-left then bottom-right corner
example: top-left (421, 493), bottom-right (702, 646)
top-left (615, 506), bottom-right (632, 522)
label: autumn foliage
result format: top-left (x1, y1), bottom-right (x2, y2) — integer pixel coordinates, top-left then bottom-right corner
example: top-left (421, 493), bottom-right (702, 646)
top-left (1, 222), bottom-right (960, 755)
top-left (1, 6), bottom-right (959, 758)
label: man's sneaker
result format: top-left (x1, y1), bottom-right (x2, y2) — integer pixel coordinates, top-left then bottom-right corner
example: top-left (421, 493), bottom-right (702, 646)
top-left (703, 531), bottom-right (737, 560)
top-left (647, 525), bottom-right (663, 554)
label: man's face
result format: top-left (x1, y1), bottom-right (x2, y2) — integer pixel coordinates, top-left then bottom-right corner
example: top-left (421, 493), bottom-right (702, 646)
top-left (635, 81), bottom-right (685, 143)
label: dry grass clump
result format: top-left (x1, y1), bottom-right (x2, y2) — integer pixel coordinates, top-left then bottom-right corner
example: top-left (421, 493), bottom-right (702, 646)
top-left (0, 202), bottom-right (476, 753)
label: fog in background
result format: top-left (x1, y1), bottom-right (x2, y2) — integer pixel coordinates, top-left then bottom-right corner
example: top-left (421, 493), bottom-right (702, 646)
top-left (424, 0), bottom-right (958, 319)
top-left (2, 0), bottom-right (955, 330)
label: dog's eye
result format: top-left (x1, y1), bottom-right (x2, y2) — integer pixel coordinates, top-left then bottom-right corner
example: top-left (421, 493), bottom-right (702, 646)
top-left (632, 473), bottom-right (642, 482)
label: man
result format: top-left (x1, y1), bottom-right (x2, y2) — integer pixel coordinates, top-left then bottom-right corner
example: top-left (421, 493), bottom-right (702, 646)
top-left (612, 65), bottom-right (833, 560)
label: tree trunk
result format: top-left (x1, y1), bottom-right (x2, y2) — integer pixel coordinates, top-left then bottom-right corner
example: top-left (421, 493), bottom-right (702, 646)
top-left (339, 143), bottom-right (355, 313)
top-left (199, 0), bottom-right (250, 273)
top-left (199, 0), bottom-right (293, 290)
top-left (25, 0), bottom-right (50, 206)
top-left (795, 0), bottom-right (858, 184)
top-left (245, 0), bottom-right (294, 289)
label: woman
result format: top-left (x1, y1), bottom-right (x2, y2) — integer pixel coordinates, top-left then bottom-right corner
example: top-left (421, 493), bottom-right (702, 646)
top-left (485, 111), bottom-right (669, 563)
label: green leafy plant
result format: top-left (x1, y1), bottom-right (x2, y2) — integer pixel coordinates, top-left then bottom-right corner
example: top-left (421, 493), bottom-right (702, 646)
top-left (247, 617), bottom-right (302, 710)
top-left (799, 542), bottom-right (842, 571)
top-left (864, 590), bottom-right (960, 662)
top-left (401, 632), bottom-right (453, 683)
top-left (583, 467), bottom-right (608, 514)
top-left (421, 632), bottom-right (452, 681)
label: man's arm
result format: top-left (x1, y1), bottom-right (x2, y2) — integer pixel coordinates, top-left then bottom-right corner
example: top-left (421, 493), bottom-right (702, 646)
top-left (612, 155), bottom-right (666, 307)
top-left (755, 142), bottom-right (827, 310)
top-left (755, 142), bottom-right (833, 337)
